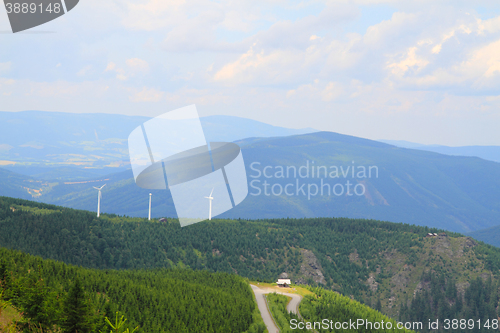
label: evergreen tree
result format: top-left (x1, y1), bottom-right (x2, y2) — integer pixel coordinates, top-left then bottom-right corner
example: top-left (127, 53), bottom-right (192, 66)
top-left (375, 296), bottom-right (382, 312)
top-left (60, 278), bottom-right (93, 333)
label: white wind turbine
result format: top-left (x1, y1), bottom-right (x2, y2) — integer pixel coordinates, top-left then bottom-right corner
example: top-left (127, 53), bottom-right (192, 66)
top-left (148, 193), bottom-right (152, 221)
top-left (205, 188), bottom-right (214, 220)
top-left (93, 184), bottom-right (106, 217)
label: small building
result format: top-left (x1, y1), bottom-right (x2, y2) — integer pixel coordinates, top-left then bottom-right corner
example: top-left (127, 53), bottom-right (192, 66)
top-left (433, 233), bottom-right (438, 236)
top-left (426, 233), bottom-right (434, 237)
top-left (439, 232), bottom-right (447, 236)
top-left (277, 279), bottom-right (291, 287)
top-left (159, 218), bottom-right (167, 222)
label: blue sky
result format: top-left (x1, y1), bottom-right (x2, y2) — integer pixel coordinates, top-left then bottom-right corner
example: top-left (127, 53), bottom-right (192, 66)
top-left (1, 0), bottom-right (500, 146)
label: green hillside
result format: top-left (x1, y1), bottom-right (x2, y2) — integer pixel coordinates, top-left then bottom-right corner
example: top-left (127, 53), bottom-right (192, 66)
top-left (0, 247), bottom-right (423, 333)
top-left (1, 196), bottom-right (500, 328)
top-left (0, 247), bottom-right (260, 333)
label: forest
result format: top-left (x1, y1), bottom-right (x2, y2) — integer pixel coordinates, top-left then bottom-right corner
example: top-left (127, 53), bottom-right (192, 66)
top-left (0, 246), bottom-right (263, 332)
top-left (398, 270), bottom-right (500, 332)
top-left (299, 287), bottom-right (415, 333)
top-left (1, 196), bottom-right (500, 330)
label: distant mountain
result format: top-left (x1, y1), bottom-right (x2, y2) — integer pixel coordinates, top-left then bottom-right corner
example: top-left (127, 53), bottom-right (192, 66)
top-left (468, 226), bottom-right (500, 248)
top-left (37, 168), bottom-right (177, 218)
top-left (0, 167), bottom-right (49, 200)
top-left (380, 140), bottom-right (500, 163)
top-left (0, 110), bottom-right (316, 176)
top-left (9, 131), bottom-right (497, 233)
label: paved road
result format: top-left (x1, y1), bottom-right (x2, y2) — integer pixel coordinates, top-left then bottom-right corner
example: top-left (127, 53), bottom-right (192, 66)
top-left (250, 284), bottom-right (303, 333)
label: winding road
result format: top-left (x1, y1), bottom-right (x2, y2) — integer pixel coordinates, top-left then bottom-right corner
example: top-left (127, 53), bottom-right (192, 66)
top-left (250, 284), bottom-right (303, 333)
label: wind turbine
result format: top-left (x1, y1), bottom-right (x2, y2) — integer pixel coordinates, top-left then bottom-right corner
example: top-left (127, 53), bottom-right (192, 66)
top-left (205, 188), bottom-right (214, 220)
top-left (93, 184), bottom-right (106, 217)
top-left (148, 193), bottom-right (152, 220)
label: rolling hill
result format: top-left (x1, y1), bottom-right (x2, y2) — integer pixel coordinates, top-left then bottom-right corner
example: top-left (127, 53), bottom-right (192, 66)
top-left (1, 196), bottom-right (499, 330)
top-left (11, 131), bottom-right (500, 233)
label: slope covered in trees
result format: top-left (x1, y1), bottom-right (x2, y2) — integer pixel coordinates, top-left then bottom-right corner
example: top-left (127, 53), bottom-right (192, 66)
top-left (0, 246), bottom-right (261, 332)
top-left (1, 196), bottom-right (500, 324)
top-left (299, 288), bottom-right (415, 333)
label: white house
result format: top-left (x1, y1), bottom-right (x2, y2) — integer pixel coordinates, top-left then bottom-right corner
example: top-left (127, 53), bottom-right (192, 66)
top-left (277, 279), bottom-right (291, 287)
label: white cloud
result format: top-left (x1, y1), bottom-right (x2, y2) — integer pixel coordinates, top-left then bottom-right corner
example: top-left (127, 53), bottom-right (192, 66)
top-left (104, 58), bottom-right (149, 80)
top-left (286, 80), bottom-right (344, 102)
top-left (3, 0), bottom-right (500, 145)
top-left (126, 58), bottom-right (150, 73)
top-left (120, 0), bottom-right (187, 31)
top-left (129, 87), bottom-right (164, 102)
top-left (387, 47), bottom-right (429, 76)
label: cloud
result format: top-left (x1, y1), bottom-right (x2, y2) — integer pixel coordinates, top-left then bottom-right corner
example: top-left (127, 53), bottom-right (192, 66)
top-left (387, 47), bottom-right (429, 76)
top-left (286, 80), bottom-right (344, 102)
top-left (120, 0), bottom-right (187, 31)
top-left (126, 58), bottom-right (150, 73)
top-left (104, 58), bottom-right (150, 80)
top-left (129, 87), bottom-right (164, 102)
top-left (3, 0), bottom-right (500, 146)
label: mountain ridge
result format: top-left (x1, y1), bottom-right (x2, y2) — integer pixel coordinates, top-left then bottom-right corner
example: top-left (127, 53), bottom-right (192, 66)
top-left (2, 127), bottom-right (500, 233)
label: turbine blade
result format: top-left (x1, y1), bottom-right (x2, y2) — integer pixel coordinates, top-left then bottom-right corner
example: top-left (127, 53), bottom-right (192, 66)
top-left (209, 187), bottom-right (214, 197)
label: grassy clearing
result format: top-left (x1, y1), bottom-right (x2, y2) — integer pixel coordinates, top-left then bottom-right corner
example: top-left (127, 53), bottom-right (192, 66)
top-left (0, 305), bottom-right (21, 331)
top-left (250, 281), bottom-right (314, 298)
top-left (11, 204), bottom-right (60, 215)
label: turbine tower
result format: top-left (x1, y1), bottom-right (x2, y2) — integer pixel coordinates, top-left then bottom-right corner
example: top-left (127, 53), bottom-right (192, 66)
top-left (205, 188), bottom-right (214, 220)
top-left (93, 184), bottom-right (106, 217)
top-left (148, 193), bottom-right (152, 220)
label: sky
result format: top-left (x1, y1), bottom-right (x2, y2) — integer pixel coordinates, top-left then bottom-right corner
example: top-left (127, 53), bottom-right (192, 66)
top-left (1, 0), bottom-right (500, 146)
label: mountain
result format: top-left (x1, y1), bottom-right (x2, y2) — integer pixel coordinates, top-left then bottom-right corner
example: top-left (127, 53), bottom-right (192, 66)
top-left (3, 128), bottom-right (500, 233)
top-left (380, 140), bottom-right (500, 164)
top-left (1, 196), bottom-right (499, 328)
top-left (225, 132), bottom-right (500, 232)
top-left (0, 167), bottom-right (49, 200)
top-left (17, 131), bottom-right (500, 233)
top-left (468, 225), bottom-right (500, 248)
top-left (0, 110), bottom-right (316, 177)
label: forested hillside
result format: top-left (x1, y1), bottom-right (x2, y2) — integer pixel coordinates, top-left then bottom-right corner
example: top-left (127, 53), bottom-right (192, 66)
top-left (299, 288), bottom-right (415, 333)
top-left (13, 130), bottom-right (500, 233)
top-left (1, 196), bottom-right (500, 326)
top-left (0, 246), bottom-right (262, 332)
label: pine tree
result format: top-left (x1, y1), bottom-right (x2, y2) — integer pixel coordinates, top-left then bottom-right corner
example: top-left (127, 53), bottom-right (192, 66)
top-left (375, 296), bottom-right (382, 311)
top-left (60, 278), bottom-right (93, 333)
